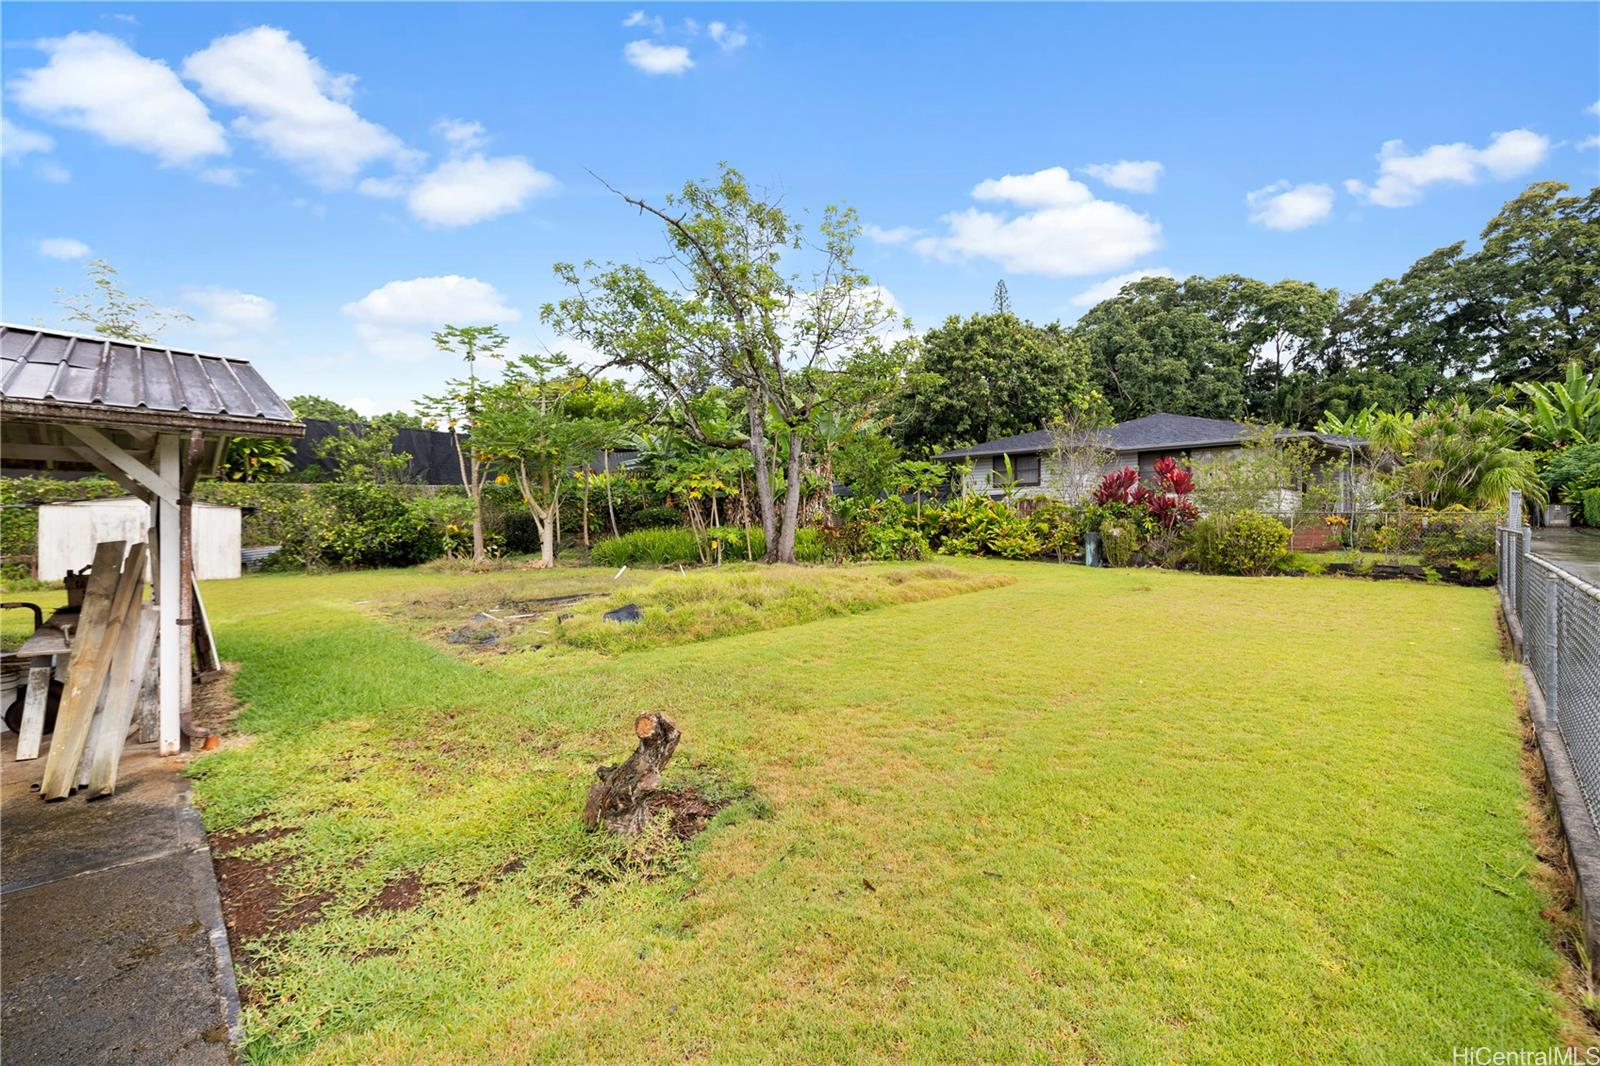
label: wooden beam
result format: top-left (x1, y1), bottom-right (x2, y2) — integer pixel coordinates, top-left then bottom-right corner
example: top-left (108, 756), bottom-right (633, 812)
top-left (69, 446), bottom-right (154, 502)
top-left (63, 424), bottom-right (179, 504)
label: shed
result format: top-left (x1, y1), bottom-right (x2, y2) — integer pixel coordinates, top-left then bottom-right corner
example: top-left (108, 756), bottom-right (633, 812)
top-left (1, 323), bottom-right (302, 754)
top-left (37, 498), bottom-right (242, 582)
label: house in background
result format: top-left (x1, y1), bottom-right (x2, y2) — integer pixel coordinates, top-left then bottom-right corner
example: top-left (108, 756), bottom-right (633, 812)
top-left (933, 412), bottom-right (1364, 508)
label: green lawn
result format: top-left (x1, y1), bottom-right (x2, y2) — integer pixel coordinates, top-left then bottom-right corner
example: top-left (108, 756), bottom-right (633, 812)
top-left (42, 560), bottom-right (1580, 1061)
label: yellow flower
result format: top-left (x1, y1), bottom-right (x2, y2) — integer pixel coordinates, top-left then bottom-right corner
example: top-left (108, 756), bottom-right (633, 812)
top-left (495, 474), bottom-right (511, 485)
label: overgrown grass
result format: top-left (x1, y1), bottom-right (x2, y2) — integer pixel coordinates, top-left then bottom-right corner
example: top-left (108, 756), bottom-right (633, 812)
top-left (135, 562), bottom-right (1578, 1061)
top-left (537, 564), bottom-right (1009, 655)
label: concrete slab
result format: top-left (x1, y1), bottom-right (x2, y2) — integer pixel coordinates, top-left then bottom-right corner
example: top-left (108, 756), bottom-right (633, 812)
top-left (1532, 527), bottom-right (1600, 586)
top-left (1, 734), bottom-right (239, 1065)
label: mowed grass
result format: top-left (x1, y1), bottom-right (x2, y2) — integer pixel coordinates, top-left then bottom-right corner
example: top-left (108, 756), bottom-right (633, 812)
top-left (91, 562), bottom-right (1574, 1060)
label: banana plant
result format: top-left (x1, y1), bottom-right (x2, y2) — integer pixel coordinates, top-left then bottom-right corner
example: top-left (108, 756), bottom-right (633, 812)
top-left (1499, 361), bottom-right (1600, 450)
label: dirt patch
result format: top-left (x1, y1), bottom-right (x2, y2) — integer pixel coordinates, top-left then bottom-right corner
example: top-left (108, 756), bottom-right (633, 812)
top-left (463, 857), bottom-right (525, 900)
top-left (355, 873), bottom-right (424, 917)
top-left (190, 662), bottom-right (244, 735)
top-left (647, 787), bottom-right (728, 841)
top-left (208, 822), bottom-right (331, 971)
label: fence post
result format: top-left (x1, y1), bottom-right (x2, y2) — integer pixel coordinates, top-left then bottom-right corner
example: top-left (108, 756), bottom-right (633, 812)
top-left (1546, 575), bottom-right (1561, 720)
top-left (1507, 488), bottom-right (1522, 530)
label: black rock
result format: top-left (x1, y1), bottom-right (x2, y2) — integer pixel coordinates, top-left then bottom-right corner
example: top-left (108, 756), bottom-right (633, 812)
top-left (446, 624), bottom-right (499, 645)
top-left (603, 603), bottom-right (644, 624)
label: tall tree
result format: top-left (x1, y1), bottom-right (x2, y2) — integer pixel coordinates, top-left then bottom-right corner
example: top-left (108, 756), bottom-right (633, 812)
top-left (289, 395), bottom-right (364, 423)
top-left (471, 355), bottom-right (596, 568)
top-left (1073, 276), bottom-right (1247, 423)
top-left (54, 259), bottom-right (190, 343)
top-left (892, 311), bottom-right (1094, 454)
top-left (544, 164), bottom-right (898, 563)
top-left (421, 325), bottom-right (508, 564)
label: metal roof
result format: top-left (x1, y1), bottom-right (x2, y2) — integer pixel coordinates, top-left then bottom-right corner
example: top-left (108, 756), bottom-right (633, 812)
top-left (933, 412), bottom-right (1364, 460)
top-left (0, 324), bottom-right (301, 436)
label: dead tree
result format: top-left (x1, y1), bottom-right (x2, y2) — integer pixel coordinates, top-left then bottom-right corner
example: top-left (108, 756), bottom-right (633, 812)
top-left (583, 713), bottom-right (681, 834)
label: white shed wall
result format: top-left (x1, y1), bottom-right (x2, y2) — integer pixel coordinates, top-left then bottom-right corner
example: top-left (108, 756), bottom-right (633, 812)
top-left (37, 498), bottom-right (241, 581)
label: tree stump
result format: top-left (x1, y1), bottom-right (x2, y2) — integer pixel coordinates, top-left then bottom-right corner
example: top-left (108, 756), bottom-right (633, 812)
top-left (583, 712), bottom-right (681, 834)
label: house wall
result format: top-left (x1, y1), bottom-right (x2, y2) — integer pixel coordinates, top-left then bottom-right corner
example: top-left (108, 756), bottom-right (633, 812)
top-left (954, 443), bottom-right (1347, 517)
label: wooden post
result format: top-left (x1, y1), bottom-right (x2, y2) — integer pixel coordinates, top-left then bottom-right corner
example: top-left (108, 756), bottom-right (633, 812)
top-left (157, 435), bottom-right (182, 755)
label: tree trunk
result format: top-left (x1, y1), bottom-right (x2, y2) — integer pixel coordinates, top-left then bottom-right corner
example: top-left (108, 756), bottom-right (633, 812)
top-left (581, 473), bottom-right (591, 549)
top-left (744, 394), bottom-right (778, 561)
top-left (777, 430), bottom-right (804, 563)
top-left (583, 713), bottom-right (681, 835)
top-left (539, 516), bottom-right (555, 568)
top-left (603, 452), bottom-right (619, 538)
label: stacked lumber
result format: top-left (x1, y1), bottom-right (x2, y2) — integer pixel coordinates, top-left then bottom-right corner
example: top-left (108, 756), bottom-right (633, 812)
top-left (37, 540), bottom-right (158, 800)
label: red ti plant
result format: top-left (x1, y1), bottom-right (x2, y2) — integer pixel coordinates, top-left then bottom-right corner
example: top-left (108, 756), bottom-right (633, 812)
top-left (1091, 459), bottom-right (1199, 530)
top-left (1091, 467), bottom-right (1142, 505)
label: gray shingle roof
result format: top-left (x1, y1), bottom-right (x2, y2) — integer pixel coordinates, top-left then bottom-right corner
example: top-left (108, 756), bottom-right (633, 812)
top-left (0, 324), bottom-right (301, 435)
top-left (932, 412), bottom-right (1361, 459)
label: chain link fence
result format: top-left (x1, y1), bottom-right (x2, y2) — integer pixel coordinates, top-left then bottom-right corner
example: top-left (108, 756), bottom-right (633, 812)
top-left (1269, 509), bottom-right (1500, 572)
top-left (1499, 523), bottom-right (1600, 830)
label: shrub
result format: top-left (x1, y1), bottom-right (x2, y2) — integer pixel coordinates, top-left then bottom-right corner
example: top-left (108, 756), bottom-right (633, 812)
top-left (1100, 517), bottom-right (1138, 567)
top-left (1184, 511), bottom-right (1290, 575)
top-left (590, 526), bottom-right (822, 568)
top-left (1582, 488), bottom-right (1600, 528)
top-left (1416, 509), bottom-right (1495, 571)
top-left (1545, 444), bottom-right (1600, 503)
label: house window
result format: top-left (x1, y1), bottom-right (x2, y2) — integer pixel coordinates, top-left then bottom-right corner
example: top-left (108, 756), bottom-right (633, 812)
top-left (990, 453), bottom-right (1041, 487)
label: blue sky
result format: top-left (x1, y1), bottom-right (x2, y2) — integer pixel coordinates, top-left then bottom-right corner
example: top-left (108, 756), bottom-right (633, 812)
top-left (4, 2), bottom-right (1598, 415)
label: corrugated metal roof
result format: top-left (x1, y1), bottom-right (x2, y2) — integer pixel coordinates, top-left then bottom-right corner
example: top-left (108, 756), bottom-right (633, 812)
top-left (0, 324), bottom-right (299, 428)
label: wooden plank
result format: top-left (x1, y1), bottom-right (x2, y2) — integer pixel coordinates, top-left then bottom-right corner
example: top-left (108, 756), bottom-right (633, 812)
top-left (191, 576), bottom-right (220, 675)
top-left (86, 603), bottom-right (157, 796)
top-left (134, 639), bottom-right (160, 744)
top-left (78, 559), bottom-right (148, 789)
top-left (14, 658), bottom-right (53, 761)
top-left (38, 540), bottom-right (128, 799)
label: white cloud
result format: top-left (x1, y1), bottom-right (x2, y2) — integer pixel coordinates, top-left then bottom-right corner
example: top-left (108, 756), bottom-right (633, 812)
top-left (971, 166), bottom-right (1093, 209)
top-left (1580, 136), bottom-right (1600, 152)
top-left (1082, 160), bottom-right (1163, 194)
top-left (622, 10), bottom-right (665, 34)
top-left (708, 21), bottom-right (749, 51)
top-left (1345, 129), bottom-right (1550, 208)
top-left (624, 40), bottom-right (694, 75)
top-left (38, 237), bottom-right (91, 260)
top-left (343, 276), bottom-right (521, 362)
top-left (35, 160), bottom-right (71, 183)
top-left (182, 287), bottom-right (277, 334)
top-left (199, 166), bottom-right (240, 186)
top-left (10, 32), bottom-right (226, 167)
top-left (1589, 100), bottom-right (1600, 118)
top-left (1070, 267), bottom-right (1175, 307)
top-left (406, 154), bottom-right (556, 227)
top-left (2, 116), bottom-right (55, 161)
top-left (911, 167), bottom-right (1161, 277)
top-left (357, 175), bottom-right (406, 198)
top-left (434, 118), bottom-right (487, 152)
top-left (1245, 181), bottom-right (1335, 230)
top-left (863, 223), bottom-right (922, 246)
top-left (182, 26), bottom-right (413, 187)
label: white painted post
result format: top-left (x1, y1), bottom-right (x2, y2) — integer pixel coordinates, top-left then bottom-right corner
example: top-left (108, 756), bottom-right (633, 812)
top-left (1507, 488), bottom-right (1522, 530)
top-left (157, 435), bottom-right (182, 755)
